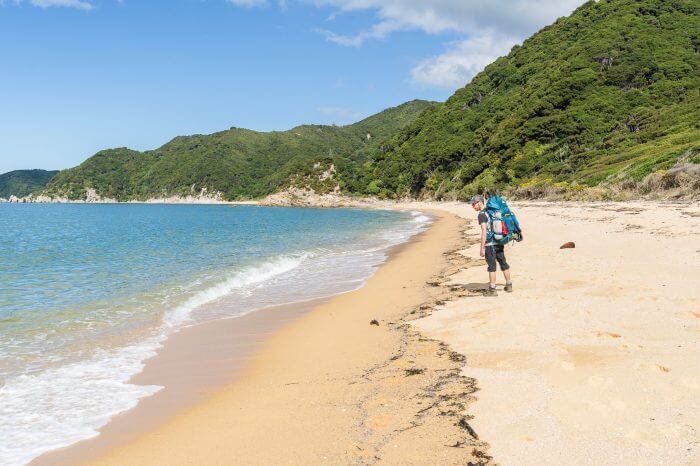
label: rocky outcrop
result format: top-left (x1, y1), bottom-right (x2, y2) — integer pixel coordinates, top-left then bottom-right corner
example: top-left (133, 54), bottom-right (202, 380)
top-left (260, 187), bottom-right (371, 208)
top-left (260, 161), bottom-right (383, 208)
top-left (668, 163), bottom-right (700, 177)
top-left (135, 188), bottom-right (227, 204)
top-left (667, 150), bottom-right (700, 177)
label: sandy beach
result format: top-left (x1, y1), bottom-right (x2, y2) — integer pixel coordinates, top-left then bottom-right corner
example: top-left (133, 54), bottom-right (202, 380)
top-left (34, 201), bottom-right (700, 465)
top-left (5, 0), bottom-right (697, 463)
top-left (415, 200), bottom-right (700, 465)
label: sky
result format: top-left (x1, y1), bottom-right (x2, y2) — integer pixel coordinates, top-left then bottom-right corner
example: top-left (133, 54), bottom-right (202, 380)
top-left (0, 0), bottom-right (584, 173)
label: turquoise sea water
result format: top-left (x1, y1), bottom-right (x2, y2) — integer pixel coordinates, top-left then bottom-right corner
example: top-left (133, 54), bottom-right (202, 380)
top-left (0, 204), bottom-right (430, 465)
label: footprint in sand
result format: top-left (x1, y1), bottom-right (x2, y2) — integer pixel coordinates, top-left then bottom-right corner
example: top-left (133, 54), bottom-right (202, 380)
top-left (596, 331), bottom-right (622, 339)
top-left (620, 343), bottom-right (644, 352)
top-left (561, 279), bottom-right (586, 289)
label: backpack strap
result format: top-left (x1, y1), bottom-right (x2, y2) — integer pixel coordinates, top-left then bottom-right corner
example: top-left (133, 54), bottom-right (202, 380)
top-left (481, 209), bottom-right (496, 246)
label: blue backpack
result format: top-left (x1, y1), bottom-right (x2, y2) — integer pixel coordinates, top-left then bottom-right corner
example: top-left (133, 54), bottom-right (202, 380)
top-left (482, 196), bottom-right (522, 246)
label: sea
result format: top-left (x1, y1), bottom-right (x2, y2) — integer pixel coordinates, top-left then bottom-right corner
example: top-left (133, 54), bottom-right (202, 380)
top-left (0, 203), bottom-right (431, 465)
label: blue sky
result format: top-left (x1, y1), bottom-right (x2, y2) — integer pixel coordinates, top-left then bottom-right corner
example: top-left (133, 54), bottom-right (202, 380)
top-left (0, 0), bottom-right (583, 173)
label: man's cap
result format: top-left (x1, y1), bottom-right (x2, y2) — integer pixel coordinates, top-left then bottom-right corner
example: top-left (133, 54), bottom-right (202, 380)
top-left (469, 194), bottom-right (484, 205)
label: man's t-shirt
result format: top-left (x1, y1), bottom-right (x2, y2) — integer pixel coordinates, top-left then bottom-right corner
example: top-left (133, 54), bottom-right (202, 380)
top-left (478, 211), bottom-right (495, 246)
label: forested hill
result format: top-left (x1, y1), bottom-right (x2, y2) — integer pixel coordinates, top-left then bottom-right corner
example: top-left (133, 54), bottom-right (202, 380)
top-left (0, 170), bottom-right (59, 198)
top-left (43, 100), bottom-right (435, 201)
top-left (358, 0), bottom-right (699, 199)
top-left (38, 0), bottom-right (699, 202)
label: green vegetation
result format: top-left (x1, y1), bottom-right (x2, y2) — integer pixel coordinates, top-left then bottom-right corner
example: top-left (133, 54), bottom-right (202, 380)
top-left (44, 100), bottom-right (434, 201)
top-left (43, 0), bottom-right (698, 201)
top-left (0, 170), bottom-right (59, 198)
top-left (358, 0), bottom-right (699, 199)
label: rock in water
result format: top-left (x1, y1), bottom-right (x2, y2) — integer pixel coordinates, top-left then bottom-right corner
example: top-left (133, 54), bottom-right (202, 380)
top-left (560, 242), bottom-right (576, 249)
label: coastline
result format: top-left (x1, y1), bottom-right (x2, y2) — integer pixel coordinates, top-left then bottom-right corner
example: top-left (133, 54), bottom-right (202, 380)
top-left (27, 200), bottom-right (700, 465)
top-left (35, 209), bottom-right (485, 465)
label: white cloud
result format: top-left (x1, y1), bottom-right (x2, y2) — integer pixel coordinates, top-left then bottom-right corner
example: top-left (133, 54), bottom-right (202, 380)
top-left (310, 1), bottom-right (585, 88)
top-left (310, 0), bottom-right (584, 42)
top-left (411, 35), bottom-right (517, 89)
top-left (315, 19), bottom-right (401, 47)
top-left (228, 0), bottom-right (586, 89)
top-left (10, 0), bottom-right (587, 89)
top-left (2, 0), bottom-right (95, 9)
top-left (31, 0), bottom-right (93, 9)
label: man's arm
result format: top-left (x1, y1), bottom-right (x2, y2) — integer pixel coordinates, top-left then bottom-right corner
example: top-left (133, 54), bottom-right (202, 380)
top-left (480, 222), bottom-right (487, 257)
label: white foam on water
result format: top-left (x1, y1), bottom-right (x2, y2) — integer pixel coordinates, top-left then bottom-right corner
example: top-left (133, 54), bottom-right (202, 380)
top-left (190, 213), bottom-right (432, 323)
top-left (0, 254), bottom-right (306, 466)
top-left (410, 210), bottom-right (433, 224)
top-left (0, 340), bottom-right (162, 466)
top-left (163, 254), bottom-right (307, 329)
top-left (375, 210), bottom-right (432, 246)
top-left (0, 211), bottom-right (432, 466)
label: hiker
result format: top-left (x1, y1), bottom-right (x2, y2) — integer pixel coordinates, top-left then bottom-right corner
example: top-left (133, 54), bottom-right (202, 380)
top-left (469, 194), bottom-right (521, 296)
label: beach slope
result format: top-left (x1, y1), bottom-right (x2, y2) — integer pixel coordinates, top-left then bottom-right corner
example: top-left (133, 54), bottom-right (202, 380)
top-left (80, 211), bottom-right (488, 465)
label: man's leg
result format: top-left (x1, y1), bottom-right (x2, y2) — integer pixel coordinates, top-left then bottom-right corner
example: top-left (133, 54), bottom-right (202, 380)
top-left (503, 268), bottom-right (511, 283)
top-left (503, 269), bottom-right (513, 292)
top-left (484, 246), bottom-right (498, 296)
top-left (496, 247), bottom-right (513, 292)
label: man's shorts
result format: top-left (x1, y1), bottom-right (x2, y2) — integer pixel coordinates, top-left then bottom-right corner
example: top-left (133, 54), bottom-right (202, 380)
top-left (485, 244), bottom-right (509, 273)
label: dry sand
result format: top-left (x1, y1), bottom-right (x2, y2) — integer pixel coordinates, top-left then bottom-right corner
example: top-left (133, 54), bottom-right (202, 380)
top-left (414, 200), bottom-right (700, 465)
top-left (36, 201), bottom-right (699, 465)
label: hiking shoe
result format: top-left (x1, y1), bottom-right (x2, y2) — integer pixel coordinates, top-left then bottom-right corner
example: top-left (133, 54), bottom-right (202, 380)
top-left (484, 287), bottom-right (498, 297)
top-left (504, 283), bottom-right (513, 293)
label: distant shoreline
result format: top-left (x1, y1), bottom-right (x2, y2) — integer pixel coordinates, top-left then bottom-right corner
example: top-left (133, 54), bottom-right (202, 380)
top-left (0, 197), bottom-right (256, 205)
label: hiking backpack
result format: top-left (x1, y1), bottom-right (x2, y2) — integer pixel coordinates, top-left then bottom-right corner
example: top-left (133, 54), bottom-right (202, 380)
top-left (482, 196), bottom-right (522, 246)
